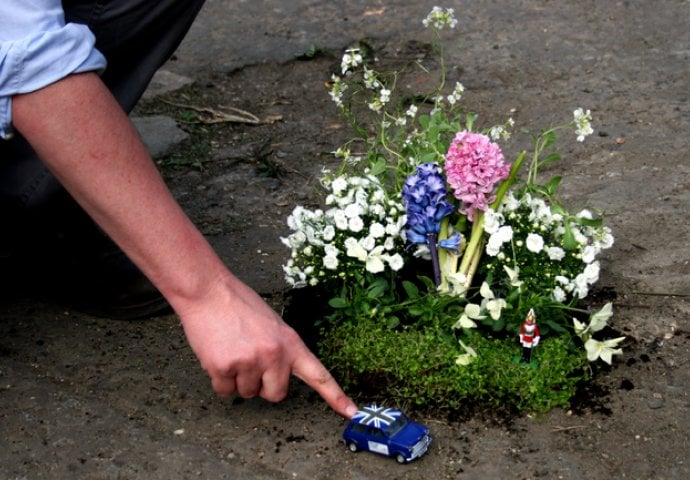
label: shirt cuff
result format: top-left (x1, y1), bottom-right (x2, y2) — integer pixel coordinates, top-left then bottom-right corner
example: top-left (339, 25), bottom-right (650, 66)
top-left (0, 22), bottom-right (107, 139)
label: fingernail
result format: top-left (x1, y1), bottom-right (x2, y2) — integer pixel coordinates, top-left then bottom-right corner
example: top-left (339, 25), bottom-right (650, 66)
top-left (345, 404), bottom-right (358, 418)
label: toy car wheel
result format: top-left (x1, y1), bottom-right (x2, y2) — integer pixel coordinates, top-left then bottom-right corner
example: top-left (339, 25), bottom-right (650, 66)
top-left (347, 442), bottom-right (358, 453)
top-left (395, 453), bottom-right (406, 464)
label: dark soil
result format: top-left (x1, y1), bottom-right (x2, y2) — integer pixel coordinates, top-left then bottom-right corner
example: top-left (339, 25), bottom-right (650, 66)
top-left (1, 1), bottom-right (688, 479)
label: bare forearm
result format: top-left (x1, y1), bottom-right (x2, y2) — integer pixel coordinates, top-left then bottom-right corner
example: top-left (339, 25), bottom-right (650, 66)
top-left (11, 72), bottom-right (228, 311)
top-left (11, 72), bottom-right (357, 418)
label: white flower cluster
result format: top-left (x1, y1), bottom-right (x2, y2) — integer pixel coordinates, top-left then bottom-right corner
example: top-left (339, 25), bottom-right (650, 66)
top-left (422, 6), bottom-right (458, 30)
top-left (281, 174), bottom-right (407, 288)
top-left (573, 303), bottom-right (625, 364)
top-left (341, 48), bottom-right (363, 75)
top-left (483, 191), bottom-right (614, 302)
top-left (573, 107), bottom-right (594, 142)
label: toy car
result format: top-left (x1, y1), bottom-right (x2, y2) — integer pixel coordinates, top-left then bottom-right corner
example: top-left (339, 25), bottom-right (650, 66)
top-left (342, 404), bottom-right (432, 464)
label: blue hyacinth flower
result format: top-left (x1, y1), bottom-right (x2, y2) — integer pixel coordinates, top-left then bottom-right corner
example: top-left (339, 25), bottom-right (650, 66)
top-left (402, 163), bottom-right (460, 285)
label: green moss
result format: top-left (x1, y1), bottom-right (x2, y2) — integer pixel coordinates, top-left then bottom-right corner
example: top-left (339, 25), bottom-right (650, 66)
top-left (319, 318), bottom-right (589, 413)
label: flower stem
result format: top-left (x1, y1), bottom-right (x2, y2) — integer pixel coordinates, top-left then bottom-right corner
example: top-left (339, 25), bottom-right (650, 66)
top-left (463, 236), bottom-right (485, 290)
top-left (457, 151), bottom-right (527, 286)
top-left (427, 233), bottom-right (442, 287)
top-left (458, 212), bottom-right (485, 277)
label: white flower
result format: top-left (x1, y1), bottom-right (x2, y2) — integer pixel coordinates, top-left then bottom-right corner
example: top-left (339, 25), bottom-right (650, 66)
top-left (423, 6), bottom-right (458, 30)
top-left (573, 273), bottom-right (590, 299)
top-left (577, 209), bottom-right (593, 220)
top-left (341, 48), bottom-right (363, 74)
top-left (453, 302), bottom-right (483, 329)
top-left (445, 272), bottom-right (468, 297)
top-left (526, 233), bottom-right (545, 253)
top-left (324, 244), bottom-right (339, 257)
top-left (588, 302), bottom-right (613, 333)
top-left (585, 337), bottom-right (625, 364)
top-left (573, 108), bottom-right (594, 142)
top-left (370, 222), bottom-right (386, 238)
top-left (330, 176), bottom-right (348, 195)
top-left (363, 67), bottom-right (380, 89)
top-left (343, 201), bottom-right (363, 219)
top-left (573, 317), bottom-right (588, 338)
top-left (546, 246), bottom-right (566, 261)
top-left (483, 208), bottom-right (502, 234)
top-left (346, 242), bottom-right (386, 274)
top-left (552, 286), bottom-right (566, 302)
top-left (348, 216), bottom-right (364, 233)
top-left (485, 298), bottom-right (507, 320)
top-left (583, 261), bottom-right (600, 283)
top-left (503, 265), bottom-right (524, 289)
top-left (323, 255), bottom-right (339, 270)
top-left (455, 340), bottom-right (477, 366)
top-left (322, 225), bottom-right (336, 241)
top-left (386, 253), bottom-right (404, 271)
top-left (406, 104), bottom-right (418, 117)
top-left (599, 228), bottom-right (615, 249)
top-left (379, 88), bottom-right (391, 104)
top-left (581, 244), bottom-right (598, 264)
top-left (489, 125), bottom-right (504, 140)
top-left (496, 225), bottom-right (513, 242)
top-left (478, 282), bottom-right (506, 320)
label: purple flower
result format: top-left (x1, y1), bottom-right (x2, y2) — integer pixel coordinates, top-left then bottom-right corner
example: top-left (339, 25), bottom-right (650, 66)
top-left (402, 164), bottom-right (454, 239)
top-left (402, 163), bottom-right (461, 285)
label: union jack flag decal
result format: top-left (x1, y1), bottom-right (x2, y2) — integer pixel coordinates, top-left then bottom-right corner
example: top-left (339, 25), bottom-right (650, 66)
top-left (352, 405), bottom-right (402, 428)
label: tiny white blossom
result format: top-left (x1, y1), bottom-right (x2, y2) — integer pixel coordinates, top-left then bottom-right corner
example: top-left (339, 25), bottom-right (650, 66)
top-left (483, 208), bottom-right (503, 234)
top-left (370, 222), bottom-right (386, 238)
top-left (323, 255), bottom-right (339, 270)
top-left (343, 203), bottom-right (363, 219)
top-left (546, 246), bottom-right (566, 261)
top-left (348, 216), bottom-right (364, 233)
top-left (552, 286), bottom-right (566, 302)
top-left (379, 88), bottom-right (391, 104)
top-left (386, 253), bottom-right (404, 271)
top-left (455, 340), bottom-right (477, 366)
top-left (581, 244), bottom-right (598, 264)
top-left (331, 176), bottom-right (348, 195)
top-left (573, 107), bottom-right (594, 142)
top-left (323, 225), bottom-right (336, 241)
top-left (423, 6), bottom-right (458, 30)
top-left (583, 261), bottom-right (600, 284)
top-left (333, 210), bottom-right (349, 230)
top-left (341, 48), bottom-right (363, 74)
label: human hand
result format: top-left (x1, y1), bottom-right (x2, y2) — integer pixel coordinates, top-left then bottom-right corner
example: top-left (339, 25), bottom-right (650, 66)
top-left (176, 274), bottom-right (357, 419)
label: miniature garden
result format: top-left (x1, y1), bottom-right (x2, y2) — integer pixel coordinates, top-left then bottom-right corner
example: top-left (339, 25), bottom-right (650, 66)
top-left (280, 7), bottom-right (621, 413)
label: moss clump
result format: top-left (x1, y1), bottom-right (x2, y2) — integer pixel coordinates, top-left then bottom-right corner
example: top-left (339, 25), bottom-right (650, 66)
top-left (319, 318), bottom-right (589, 413)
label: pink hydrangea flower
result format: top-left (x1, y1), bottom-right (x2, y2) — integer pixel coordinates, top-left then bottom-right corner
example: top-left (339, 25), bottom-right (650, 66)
top-left (444, 131), bottom-right (511, 220)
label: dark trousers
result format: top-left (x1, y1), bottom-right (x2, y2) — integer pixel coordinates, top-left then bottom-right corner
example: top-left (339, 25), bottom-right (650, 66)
top-left (0, 0), bottom-right (205, 256)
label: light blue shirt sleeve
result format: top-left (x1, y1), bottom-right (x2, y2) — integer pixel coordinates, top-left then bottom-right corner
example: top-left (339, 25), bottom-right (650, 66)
top-left (0, 0), bottom-right (107, 139)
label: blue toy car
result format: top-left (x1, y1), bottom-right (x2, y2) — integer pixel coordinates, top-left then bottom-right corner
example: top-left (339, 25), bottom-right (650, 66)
top-left (342, 405), bottom-right (432, 464)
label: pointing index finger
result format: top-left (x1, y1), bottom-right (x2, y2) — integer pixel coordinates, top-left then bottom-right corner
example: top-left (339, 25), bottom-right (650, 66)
top-left (291, 350), bottom-right (357, 419)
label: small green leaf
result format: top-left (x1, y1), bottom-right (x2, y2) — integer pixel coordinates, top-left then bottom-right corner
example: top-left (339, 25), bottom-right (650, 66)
top-left (402, 280), bottom-right (420, 299)
top-left (369, 157), bottom-right (387, 176)
top-left (328, 297), bottom-right (349, 309)
top-left (386, 316), bottom-right (400, 329)
top-left (563, 222), bottom-right (578, 251)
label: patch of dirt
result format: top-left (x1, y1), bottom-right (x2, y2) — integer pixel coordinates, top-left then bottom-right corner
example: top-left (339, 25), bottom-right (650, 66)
top-left (1, 1), bottom-right (689, 479)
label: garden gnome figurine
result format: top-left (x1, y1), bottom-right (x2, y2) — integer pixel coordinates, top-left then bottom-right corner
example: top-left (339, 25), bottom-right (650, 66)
top-left (519, 308), bottom-right (540, 363)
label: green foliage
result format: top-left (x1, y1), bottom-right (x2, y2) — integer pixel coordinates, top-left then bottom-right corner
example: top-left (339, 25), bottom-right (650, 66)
top-left (319, 318), bottom-right (589, 413)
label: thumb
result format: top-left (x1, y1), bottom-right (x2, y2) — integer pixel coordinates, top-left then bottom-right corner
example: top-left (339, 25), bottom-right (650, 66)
top-left (292, 349), bottom-right (357, 419)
